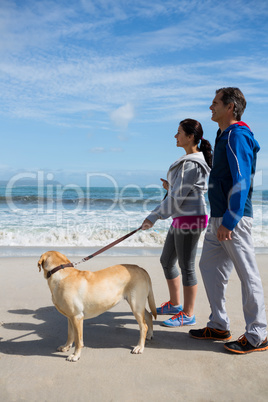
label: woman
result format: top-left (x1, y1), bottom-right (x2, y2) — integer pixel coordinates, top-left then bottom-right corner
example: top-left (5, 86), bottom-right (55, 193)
top-left (141, 119), bottom-right (212, 327)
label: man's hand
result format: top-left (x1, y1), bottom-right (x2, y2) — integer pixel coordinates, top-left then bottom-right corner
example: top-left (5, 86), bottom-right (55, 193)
top-left (141, 219), bottom-right (154, 230)
top-left (217, 224), bottom-right (232, 241)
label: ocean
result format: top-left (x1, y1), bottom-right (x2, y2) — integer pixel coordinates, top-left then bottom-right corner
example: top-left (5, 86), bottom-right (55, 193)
top-left (1, 184), bottom-right (267, 257)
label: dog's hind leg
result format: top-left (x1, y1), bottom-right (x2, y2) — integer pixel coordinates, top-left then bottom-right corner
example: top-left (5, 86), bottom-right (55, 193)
top-left (127, 295), bottom-right (148, 354)
top-left (145, 309), bottom-right (153, 340)
top-left (57, 318), bottom-right (74, 353)
top-left (66, 315), bottom-right (84, 362)
top-left (131, 310), bottom-right (148, 354)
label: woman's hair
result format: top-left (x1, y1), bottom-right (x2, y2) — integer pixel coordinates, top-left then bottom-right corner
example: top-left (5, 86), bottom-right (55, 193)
top-left (179, 118), bottom-right (213, 168)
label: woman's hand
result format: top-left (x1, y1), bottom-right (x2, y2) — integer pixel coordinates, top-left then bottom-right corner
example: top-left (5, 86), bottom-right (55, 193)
top-left (160, 178), bottom-right (169, 191)
top-left (141, 219), bottom-right (154, 230)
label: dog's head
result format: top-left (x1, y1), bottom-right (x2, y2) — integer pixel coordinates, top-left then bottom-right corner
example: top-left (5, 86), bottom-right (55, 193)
top-left (38, 251), bottom-right (71, 279)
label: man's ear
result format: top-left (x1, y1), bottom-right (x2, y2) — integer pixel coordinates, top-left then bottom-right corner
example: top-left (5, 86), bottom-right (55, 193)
top-left (228, 102), bottom-right (235, 114)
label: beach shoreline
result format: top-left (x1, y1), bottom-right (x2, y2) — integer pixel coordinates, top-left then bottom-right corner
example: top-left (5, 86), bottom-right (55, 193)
top-left (1, 253), bottom-right (268, 401)
top-left (1, 245), bottom-right (268, 258)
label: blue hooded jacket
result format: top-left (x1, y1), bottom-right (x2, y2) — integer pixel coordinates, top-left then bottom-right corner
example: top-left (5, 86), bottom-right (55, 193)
top-left (208, 122), bottom-right (260, 231)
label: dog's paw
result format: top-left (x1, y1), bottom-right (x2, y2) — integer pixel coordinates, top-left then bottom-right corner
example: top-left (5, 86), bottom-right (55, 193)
top-left (66, 353), bottom-right (80, 362)
top-left (57, 344), bottom-right (71, 352)
top-left (131, 345), bottom-right (144, 354)
top-left (146, 332), bottom-right (153, 340)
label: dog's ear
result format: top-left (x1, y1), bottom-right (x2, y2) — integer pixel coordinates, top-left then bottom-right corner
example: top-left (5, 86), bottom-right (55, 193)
top-left (38, 254), bottom-right (45, 272)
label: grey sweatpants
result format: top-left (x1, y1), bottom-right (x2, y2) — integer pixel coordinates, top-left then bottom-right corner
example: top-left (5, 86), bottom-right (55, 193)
top-left (200, 217), bottom-right (267, 346)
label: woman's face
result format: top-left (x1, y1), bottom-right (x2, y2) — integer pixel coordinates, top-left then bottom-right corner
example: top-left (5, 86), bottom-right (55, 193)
top-left (175, 125), bottom-right (193, 148)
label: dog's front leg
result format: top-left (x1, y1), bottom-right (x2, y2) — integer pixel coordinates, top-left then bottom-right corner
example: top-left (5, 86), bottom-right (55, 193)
top-left (66, 315), bottom-right (84, 362)
top-left (57, 318), bottom-right (74, 353)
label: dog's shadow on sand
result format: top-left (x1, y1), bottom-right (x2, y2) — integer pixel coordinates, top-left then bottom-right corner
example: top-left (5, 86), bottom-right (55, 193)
top-left (0, 307), bottom-right (226, 358)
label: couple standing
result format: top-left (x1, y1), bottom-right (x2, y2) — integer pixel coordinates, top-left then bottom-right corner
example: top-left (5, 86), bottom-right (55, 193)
top-left (141, 87), bottom-right (267, 354)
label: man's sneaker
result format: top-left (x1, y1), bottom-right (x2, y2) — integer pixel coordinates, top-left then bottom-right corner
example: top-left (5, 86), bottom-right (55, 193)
top-left (224, 335), bottom-right (268, 354)
top-left (156, 301), bottom-right (183, 315)
top-left (189, 327), bottom-right (232, 341)
top-left (161, 311), bottom-right (196, 327)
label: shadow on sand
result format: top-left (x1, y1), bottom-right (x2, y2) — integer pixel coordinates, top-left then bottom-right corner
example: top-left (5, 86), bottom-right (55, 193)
top-left (0, 306), bottom-right (227, 358)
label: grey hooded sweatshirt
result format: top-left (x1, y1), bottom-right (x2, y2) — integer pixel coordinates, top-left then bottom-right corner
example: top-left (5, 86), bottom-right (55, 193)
top-left (146, 152), bottom-right (211, 225)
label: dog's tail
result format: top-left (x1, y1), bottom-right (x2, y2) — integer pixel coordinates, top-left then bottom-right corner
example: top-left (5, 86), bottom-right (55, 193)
top-left (148, 279), bottom-right (157, 319)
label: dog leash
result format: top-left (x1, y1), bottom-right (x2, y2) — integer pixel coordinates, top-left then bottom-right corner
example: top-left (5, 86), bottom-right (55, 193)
top-left (47, 226), bottom-right (142, 279)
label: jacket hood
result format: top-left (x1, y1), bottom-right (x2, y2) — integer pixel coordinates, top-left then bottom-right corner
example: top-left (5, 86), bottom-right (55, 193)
top-left (221, 122), bottom-right (260, 153)
top-left (169, 152), bottom-right (211, 175)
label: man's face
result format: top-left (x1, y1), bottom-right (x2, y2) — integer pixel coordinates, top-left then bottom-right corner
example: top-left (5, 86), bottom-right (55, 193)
top-left (209, 91), bottom-right (229, 123)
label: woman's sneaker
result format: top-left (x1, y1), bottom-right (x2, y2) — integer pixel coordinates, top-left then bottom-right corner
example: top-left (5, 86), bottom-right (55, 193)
top-left (156, 301), bottom-right (183, 315)
top-left (161, 311), bottom-right (196, 327)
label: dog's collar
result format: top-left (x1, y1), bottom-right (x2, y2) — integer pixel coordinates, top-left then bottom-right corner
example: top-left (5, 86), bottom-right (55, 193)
top-left (47, 262), bottom-right (74, 279)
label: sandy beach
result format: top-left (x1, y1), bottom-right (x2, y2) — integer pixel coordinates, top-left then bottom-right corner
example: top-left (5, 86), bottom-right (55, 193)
top-left (1, 254), bottom-right (267, 401)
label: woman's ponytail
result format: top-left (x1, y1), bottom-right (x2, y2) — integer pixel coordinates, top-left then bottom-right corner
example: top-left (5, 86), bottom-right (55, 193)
top-left (199, 138), bottom-right (212, 168)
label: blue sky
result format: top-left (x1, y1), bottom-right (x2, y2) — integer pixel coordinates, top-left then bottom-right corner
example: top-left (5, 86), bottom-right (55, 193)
top-left (1, 0), bottom-right (268, 188)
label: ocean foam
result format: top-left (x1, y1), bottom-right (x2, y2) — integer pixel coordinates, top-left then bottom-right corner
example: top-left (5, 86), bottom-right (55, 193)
top-left (1, 186), bottom-right (268, 252)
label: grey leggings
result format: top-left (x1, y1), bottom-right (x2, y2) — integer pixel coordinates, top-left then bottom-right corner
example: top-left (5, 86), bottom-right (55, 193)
top-left (160, 225), bottom-right (203, 286)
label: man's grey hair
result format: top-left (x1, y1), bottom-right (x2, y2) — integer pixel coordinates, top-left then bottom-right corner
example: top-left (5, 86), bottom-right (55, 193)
top-left (216, 87), bottom-right (247, 121)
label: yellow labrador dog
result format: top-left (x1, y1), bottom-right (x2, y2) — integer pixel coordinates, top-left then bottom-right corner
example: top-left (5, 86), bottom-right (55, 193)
top-left (38, 251), bottom-right (157, 362)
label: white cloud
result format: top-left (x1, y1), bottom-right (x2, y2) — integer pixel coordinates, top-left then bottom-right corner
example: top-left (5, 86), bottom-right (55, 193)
top-left (1, 51), bottom-right (268, 128)
top-left (0, 1), bottom-right (268, 129)
top-left (89, 147), bottom-right (106, 153)
top-left (110, 103), bottom-right (135, 129)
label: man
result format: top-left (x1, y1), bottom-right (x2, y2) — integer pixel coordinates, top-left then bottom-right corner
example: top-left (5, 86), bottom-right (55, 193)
top-left (189, 87), bottom-right (268, 354)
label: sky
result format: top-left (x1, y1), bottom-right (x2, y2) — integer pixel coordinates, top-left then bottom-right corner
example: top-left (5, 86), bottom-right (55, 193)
top-left (1, 0), bottom-right (268, 188)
